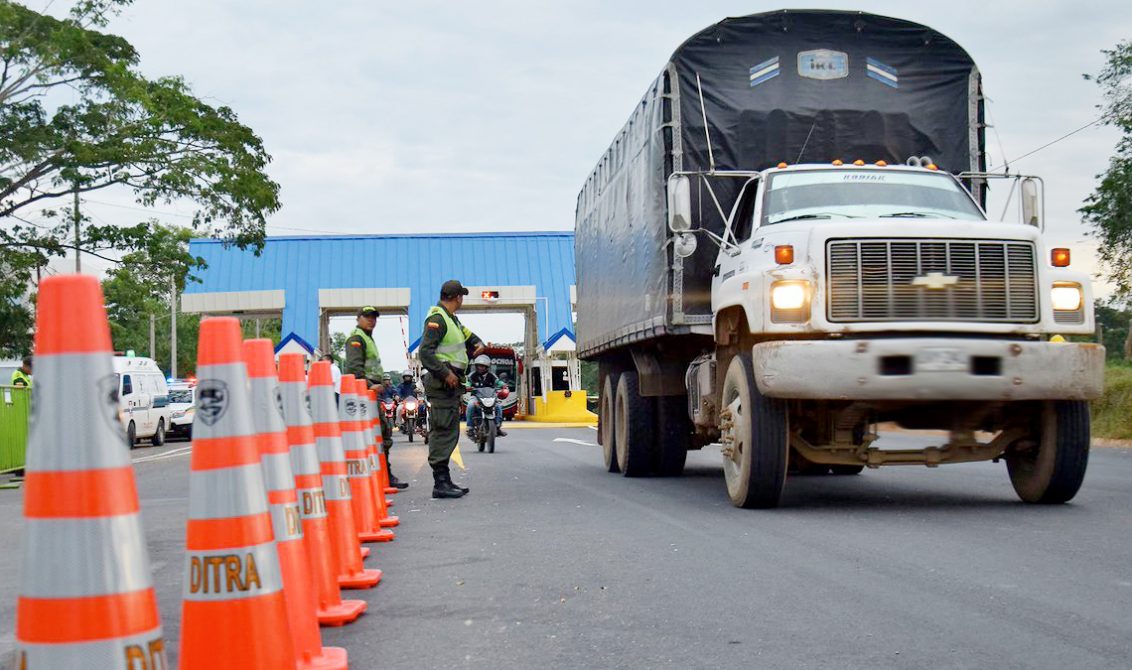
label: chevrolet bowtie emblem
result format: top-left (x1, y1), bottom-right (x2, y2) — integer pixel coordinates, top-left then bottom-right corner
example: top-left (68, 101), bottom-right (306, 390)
top-left (911, 272), bottom-right (960, 290)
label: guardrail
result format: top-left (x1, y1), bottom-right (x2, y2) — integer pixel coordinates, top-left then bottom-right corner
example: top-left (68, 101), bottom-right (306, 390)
top-left (1, 384), bottom-right (31, 473)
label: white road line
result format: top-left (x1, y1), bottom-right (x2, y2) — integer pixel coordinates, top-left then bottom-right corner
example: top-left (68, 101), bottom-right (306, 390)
top-left (553, 438), bottom-right (597, 447)
top-left (131, 446), bottom-right (193, 464)
top-left (587, 426), bottom-right (598, 431)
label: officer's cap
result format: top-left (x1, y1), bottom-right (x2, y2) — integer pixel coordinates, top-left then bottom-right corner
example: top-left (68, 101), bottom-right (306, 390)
top-left (440, 279), bottom-right (469, 299)
top-left (357, 306), bottom-right (380, 318)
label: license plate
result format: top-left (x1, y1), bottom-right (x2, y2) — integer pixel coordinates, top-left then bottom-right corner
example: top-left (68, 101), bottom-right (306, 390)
top-left (916, 348), bottom-right (967, 372)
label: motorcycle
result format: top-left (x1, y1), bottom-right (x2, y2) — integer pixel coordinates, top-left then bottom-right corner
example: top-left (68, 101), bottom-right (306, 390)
top-left (400, 396), bottom-right (420, 443)
top-left (381, 398), bottom-right (397, 440)
top-left (467, 386), bottom-right (509, 453)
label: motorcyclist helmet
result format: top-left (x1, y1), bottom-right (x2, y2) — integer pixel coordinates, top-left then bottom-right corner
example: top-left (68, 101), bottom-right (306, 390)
top-left (473, 354), bottom-right (491, 372)
top-left (382, 373), bottom-right (391, 382)
top-left (401, 371), bottom-right (413, 380)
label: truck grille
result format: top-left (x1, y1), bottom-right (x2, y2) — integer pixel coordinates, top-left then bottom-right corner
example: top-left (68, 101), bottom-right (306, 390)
top-left (827, 239), bottom-right (1039, 323)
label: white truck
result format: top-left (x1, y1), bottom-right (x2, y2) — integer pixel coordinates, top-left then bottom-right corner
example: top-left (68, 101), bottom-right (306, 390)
top-left (575, 10), bottom-right (1105, 508)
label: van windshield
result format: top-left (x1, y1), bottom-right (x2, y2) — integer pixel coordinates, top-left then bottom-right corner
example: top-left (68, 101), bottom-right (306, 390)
top-left (169, 389), bottom-right (193, 403)
top-left (762, 169), bottom-right (985, 225)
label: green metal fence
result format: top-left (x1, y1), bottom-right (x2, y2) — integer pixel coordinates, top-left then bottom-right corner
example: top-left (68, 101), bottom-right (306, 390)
top-left (0, 384), bottom-right (30, 473)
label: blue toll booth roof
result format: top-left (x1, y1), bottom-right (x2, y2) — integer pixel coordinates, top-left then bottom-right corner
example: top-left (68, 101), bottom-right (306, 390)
top-left (185, 231), bottom-right (576, 351)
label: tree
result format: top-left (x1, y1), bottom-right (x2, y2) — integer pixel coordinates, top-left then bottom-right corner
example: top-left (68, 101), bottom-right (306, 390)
top-left (0, 0), bottom-right (280, 261)
top-left (101, 223), bottom-right (203, 374)
top-left (1081, 40), bottom-right (1132, 297)
top-left (0, 244), bottom-right (42, 355)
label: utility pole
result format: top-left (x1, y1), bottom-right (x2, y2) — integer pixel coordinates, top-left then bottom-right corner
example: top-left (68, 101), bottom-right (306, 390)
top-left (170, 277), bottom-right (178, 379)
top-left (149, 314), bottom-right (156, 359)
top-left (72, 187), bottom-right (81, 273)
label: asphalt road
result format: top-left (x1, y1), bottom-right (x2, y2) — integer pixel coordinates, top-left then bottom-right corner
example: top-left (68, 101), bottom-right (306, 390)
top-left (1, 428), bottom-right (1131, 669)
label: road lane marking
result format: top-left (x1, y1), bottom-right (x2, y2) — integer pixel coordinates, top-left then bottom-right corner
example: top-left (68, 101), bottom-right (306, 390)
top-left (131, 446), bottom-right (193, 464)
top-left (553, 438), bottom-right (597, 447)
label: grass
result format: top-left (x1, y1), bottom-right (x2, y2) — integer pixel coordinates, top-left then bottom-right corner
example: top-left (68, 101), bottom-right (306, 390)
top-left (1092, 363), bottom-right (1132, 440)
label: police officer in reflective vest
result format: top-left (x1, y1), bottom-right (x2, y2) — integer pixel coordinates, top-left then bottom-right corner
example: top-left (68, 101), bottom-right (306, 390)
top-left (419, 280), bottom-right (485, 499)
top-left (344, 306), bottom-right (407, 489)
top-left (10, 355), bottom-right (32, 387)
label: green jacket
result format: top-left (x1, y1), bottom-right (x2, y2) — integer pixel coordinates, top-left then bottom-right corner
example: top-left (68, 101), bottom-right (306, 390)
top-left (419, 303), bottom-right (483, 399)
top-left (10, 369), bottom-right (31, 387)
top-left (344, 326), bottom-right (382, 383)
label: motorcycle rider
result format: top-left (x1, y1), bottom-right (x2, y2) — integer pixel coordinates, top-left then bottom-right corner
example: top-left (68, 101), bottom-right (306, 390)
top-left (377, 372), bottom-right (398, 451)
top-left (465, 354), bottom-right (507, 438)
top-left (395, 371), bottom-right (418, 431)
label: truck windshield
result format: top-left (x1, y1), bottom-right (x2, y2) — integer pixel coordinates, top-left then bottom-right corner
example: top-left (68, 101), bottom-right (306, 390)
top-left (762, 169), bottom-right (985, 225)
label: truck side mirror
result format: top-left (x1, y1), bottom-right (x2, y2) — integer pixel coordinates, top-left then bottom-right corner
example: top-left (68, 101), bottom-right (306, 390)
top-left (1021, 177), bottom-right (1040, 227)
top-left (667, 175), bottom-right (693, 233)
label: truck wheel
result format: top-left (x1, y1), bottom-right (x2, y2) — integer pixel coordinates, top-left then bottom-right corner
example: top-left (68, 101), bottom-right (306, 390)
top-left (654, 396), bottom-right (690, 476)
top-left (1006, 400), bottom-right (1090, 504)
top-left (614, 371), bottom-right (654, 477)
top-left (600, 373), bottom-right (620, 473)
top-left (720, 353), bottom-right (788, 508)
top-left (126, 421), bottom-right (137, 449)
top-left (152, 419), bottom-right (166, 446)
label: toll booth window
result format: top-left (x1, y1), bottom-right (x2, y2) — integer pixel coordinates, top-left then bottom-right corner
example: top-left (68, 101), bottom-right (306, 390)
top-left (551, 367), bottom-right (570, 391)
top-left (530, 369), bottom-right (542, 397)
top-left (121, 374), bottom-right (133, 396)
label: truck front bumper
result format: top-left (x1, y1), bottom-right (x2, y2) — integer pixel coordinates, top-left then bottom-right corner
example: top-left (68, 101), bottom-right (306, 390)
top-left (751, 338), bottom-right (1104, 401)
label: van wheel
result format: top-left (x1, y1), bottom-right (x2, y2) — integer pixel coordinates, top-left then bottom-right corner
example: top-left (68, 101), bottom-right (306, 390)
top-left (1006, 400), bottom-right (1090, 504)
top-left (152, 419), bottom-right (166, 446)
top-left (600, 372), bottom-right (620, 473)
top-left (614, 371), bottom-right (654, 477)
top-left (720, 352), bottom-right (789, 508)
top-left (127, 421), bottom-right (137, 449)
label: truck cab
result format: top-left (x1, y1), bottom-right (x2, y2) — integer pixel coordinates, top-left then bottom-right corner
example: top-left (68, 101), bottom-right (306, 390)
top-left (671, 162), bottom-right (1103, 507)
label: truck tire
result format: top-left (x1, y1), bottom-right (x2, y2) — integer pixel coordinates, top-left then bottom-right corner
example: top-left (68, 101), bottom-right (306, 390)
top-left (126, 421), bottom-right (137, 449)
top-left (654, 396), bottom-right (690, 476)
top-left (1006, 400), bottom-right (1090, 504)
top-left (600, 373), bottom-right (620, 473)
top-left (152, 419), bottom-right (166, 446)
top-left (720, 352), bottom-right (788, 508)
top-left (614, 371), bottom-right (654, 477)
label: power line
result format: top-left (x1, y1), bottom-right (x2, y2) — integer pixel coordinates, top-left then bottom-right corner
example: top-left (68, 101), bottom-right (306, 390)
top-left (988, 114), bottom-right (1111, 172)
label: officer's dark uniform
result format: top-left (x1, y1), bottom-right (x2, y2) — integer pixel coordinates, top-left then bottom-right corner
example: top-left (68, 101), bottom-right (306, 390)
top-left (419, 280), bottom-right (483, 498)
top-left (343, 307), bottom-right (408, 489)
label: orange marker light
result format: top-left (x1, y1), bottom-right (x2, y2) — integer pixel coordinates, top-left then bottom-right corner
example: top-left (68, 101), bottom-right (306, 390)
top-left (875, 160), bottom-right (887, 166)
top-left (853, 159), bottom-right (865, 166)
top-left (1051, 248), bottom-right (1071, 267)
top-left (777, 162), bottom-right (788, 169)
top-left (775, 245), bottom-right (794, 265)
top-left (831, 159), bottom-right (843, 166)
top-left (925, 163), bottom-right (939, 170)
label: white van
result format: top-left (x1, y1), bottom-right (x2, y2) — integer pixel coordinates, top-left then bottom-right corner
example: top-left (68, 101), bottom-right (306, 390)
top-left (113, 356), bottom-right (173, 447)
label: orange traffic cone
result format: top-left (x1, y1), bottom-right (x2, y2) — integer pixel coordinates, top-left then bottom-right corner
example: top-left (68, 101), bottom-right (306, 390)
top-left (362, 384), bottom-right (399, 528)
top-left (15, 275), bottom-right (167, 668)
top-left (308, 362), bottom-right (382, 589)
top-left (278, 354), bottom-right (368, 626)
top-left (179, 317), bottom-right (296, 669)
top-left (372, 393), bottom-right (400, 496)
top-left (244, 340), bottom-right (348, 670)
top-left (339, 376), bottom-right (394, 542)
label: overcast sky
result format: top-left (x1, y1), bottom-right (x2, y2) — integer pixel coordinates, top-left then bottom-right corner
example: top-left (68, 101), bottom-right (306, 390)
top-left (51, 1), bottom-right (1132, 367)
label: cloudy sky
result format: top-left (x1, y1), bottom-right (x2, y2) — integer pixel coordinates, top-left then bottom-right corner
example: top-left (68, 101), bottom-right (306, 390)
top-left (53, 1), bottom-right (1132, 367)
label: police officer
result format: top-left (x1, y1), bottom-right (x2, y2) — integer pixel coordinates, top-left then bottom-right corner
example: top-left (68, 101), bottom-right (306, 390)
top-left (10, 355), bottom-right (32, 387)
top-left (419, 280), bottom-right (485, 499)
top-left (343, 306), bottom-right (408, 490)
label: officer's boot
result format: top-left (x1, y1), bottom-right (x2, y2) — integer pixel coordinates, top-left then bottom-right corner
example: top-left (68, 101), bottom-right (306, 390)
top-left (431, 465), bottom-right (465, 499)
top-left (446, 466), bottom-right (470, 495)
top-left (386, 452), bottom-right (409, 490)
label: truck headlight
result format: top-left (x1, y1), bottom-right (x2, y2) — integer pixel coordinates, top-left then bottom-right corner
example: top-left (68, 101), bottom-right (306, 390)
top-left (1050, 283), bottom-right (1083, 311)
top-left (771, 280), bottom-right (810, 322)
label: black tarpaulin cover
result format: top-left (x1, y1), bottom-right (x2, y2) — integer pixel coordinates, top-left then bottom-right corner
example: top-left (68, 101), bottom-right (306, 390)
top-left (575, 10), bottom-right (984, 358)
